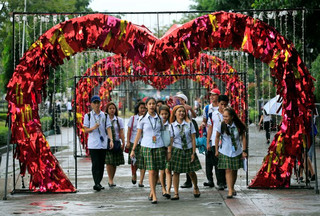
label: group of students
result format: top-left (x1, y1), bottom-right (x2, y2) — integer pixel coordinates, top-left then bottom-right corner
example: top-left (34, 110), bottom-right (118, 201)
top-left (84, 89), bottom-right (248, 204)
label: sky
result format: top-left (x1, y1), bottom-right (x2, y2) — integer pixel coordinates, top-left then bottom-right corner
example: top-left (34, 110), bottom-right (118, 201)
top-left (89, 0), bottom-right (194, 32)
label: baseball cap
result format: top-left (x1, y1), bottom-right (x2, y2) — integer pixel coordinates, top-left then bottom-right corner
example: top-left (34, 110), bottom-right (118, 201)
top-left (210, 88), bottom-right (221, 95)
top-left (90, 95), bottom-right (101, 103)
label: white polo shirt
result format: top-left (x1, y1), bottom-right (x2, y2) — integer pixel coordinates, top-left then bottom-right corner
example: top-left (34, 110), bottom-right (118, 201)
top-left (109, 115), bottom-right (124, 141)
top-left (170, 120), bottom-right (196, 150)
top-left (83, 110), bottom-right (111, 149)
top-left (263, 114), bottom-right (271, 122)
top-left (217, 122), bottom-right (243, 157)
top-left (127, 114), bottom-right (141, 143)
top-left (163, 120), bottom-right (170, 130)
top-left (202, 104), bottom-right (219, 119)
top-left (207, 110), bottom-right (223, 146)
top-left (137, 112), bottom-right (164, 148)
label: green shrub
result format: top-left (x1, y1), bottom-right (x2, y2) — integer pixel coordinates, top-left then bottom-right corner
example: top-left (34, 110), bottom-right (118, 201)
top-left (249, 108), bottom-right (259, 124)
top-left (40, 116), bottom-right (53, 132)
top-left (0, 113), bottom-right (7, 121)
top-left (0, 121), bottom-right (8, 147)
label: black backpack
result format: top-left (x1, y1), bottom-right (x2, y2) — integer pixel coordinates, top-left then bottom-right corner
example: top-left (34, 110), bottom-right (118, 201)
top-left (191, 119), bottom-right (200, 138)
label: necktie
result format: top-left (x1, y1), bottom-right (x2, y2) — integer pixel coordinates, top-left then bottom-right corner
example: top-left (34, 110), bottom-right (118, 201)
top-left (111, 119), bottom-right (116, 140)
top-left (229, 126), bottom-right (237, 151)
top-left (178, 124), bottom-right (188, 150)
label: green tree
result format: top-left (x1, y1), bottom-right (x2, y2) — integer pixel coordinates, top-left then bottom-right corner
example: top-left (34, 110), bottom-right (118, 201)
top-left (310, 54), bottom-right (320, 103)
top-left (0, 0), bottom-right (92, 94)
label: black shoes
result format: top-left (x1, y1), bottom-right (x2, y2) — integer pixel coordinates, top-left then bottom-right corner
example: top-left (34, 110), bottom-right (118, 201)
top-left (217, 185), bottom-right (224, 190)
top-left (99, 184), bottom-right (105, 189)
top-left (162, 193), bottom-right (171, 199)
top-left (132, 179), bottom-right (137, 185)
top-left (227, 195), bottom-right (233, 199)
top-left (93, 184), bottom-right (101, 191)
top-left (203, 181), bottom-right (215, 187)
top-left (171, 194), bottom-right (179, 200)
top-left (138, 183), bottom-right (144, 187)
top-left (181, 182), bottom-right (192, 188)
top-left (108, 183), bottom-right (116, 187)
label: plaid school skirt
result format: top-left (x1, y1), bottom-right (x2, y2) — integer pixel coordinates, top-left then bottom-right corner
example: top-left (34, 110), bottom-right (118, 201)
top-left (105, 147), bottom-right (125, 166)
top-left (218, 153), bottom-right (243, 170)
top-left (128, 143), bottom-right (144, 169)
top-left (170, 147), bottom-right (202, 173)
top-left (140, 146), bottom-right (166, 171)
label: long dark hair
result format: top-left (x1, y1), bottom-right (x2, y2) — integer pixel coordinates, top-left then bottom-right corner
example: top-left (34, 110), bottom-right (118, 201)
top-left (221, 107), bottom-right (246, 136)
top-left (134, 101), bottom-right (145, 115)
top-left (105, 102), bottom-right (120, 131)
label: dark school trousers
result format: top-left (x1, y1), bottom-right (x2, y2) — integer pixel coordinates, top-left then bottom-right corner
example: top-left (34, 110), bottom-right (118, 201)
top-left (205, 146), bottom-right (226, 186)
top-left (264, 121), bottom-right (270, 140)
top-left (89, 149), bottom-right (107, 186)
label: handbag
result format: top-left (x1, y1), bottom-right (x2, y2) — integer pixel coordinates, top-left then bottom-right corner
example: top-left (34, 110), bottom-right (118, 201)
top-left (161, 129), bottom-right (171, 147)
top-left (108, 139), bottom-right (122, 153)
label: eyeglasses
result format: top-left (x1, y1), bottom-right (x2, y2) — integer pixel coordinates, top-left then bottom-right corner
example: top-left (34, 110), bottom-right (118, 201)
top-left (92, 101), bottom-right (100, 104)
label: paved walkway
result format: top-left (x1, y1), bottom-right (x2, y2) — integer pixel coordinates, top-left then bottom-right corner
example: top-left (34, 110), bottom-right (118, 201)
top-left (0, 123), bottom-right (319, 215)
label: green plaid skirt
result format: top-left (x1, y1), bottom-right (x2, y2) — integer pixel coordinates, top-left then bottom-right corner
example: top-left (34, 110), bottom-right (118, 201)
top-left (218, 153), bottom-right (243, 170)
top-left (128, 143), bottom-right (144, 169)
top-left (170, 147), bottom-right (202, 173)
top-left (140, 146), bottom-right (166, 170)
top-left (165, 161), bottom-right (172, 170)
top-left (105, 148), bottom-right (125, 166)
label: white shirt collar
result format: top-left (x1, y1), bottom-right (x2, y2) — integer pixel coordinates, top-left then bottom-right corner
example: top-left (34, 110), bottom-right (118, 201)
top-left (173, 120), bottom-right (187, 126)
top-left (146, 112), bottom-right (158, 119)
top-left (109, 115), bottom-right (117, 121)
top-left (227, 122), bottom-right (236, 128)
top-left (91, 110), bottom-right (102, 116)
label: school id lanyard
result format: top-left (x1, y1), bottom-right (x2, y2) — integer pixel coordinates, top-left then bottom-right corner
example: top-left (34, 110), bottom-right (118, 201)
top-left (148, 116), bottom-right (158, 143)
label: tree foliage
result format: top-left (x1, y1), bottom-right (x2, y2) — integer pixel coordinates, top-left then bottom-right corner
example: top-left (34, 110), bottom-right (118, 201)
top-left (0, 0), bottom-right (92, 95)
top-left (311, 54), bottom-right (320, 102)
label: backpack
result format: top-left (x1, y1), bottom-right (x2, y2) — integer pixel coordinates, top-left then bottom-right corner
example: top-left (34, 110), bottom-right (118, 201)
top-left (202, 105), bottom-right (210, 137)
top-left (191, 119), bottom-right (200, 138)
top-left (205, 104), bottom-right (210, 119)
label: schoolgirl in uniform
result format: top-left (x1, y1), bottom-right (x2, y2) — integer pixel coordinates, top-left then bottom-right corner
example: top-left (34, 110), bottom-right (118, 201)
top-left (125, 101), bottom-right (146, 187)
top-left (159, 105), bottom-right (172, 199)
top-left (215, 107), bottom-right (247, 199)
top-left (130, 97), bottom-right (166, 204)
top-left (168, 105), bottom-right (201, 200)
top-left (105, 102), bottom-right (125, 187)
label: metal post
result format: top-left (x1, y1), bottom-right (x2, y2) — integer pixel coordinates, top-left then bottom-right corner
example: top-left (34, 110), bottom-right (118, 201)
top-left (73, 76), bottom-right (78, 189)
top-left (244, 72), bottom-right (249, 186)
top-left (3, 115), bottom-right (12, 200)
top-left (11, 12), bottom-right (16, 195)
top-left (311, 111), bottom-right (319, 194)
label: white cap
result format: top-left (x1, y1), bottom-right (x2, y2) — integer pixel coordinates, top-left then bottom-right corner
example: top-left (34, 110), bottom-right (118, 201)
top-left (176, 93), bottom-right (188, 103)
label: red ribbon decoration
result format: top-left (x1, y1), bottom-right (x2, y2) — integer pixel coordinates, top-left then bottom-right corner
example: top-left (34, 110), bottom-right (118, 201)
top-left (6, 12), bottom-right (314, 191)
